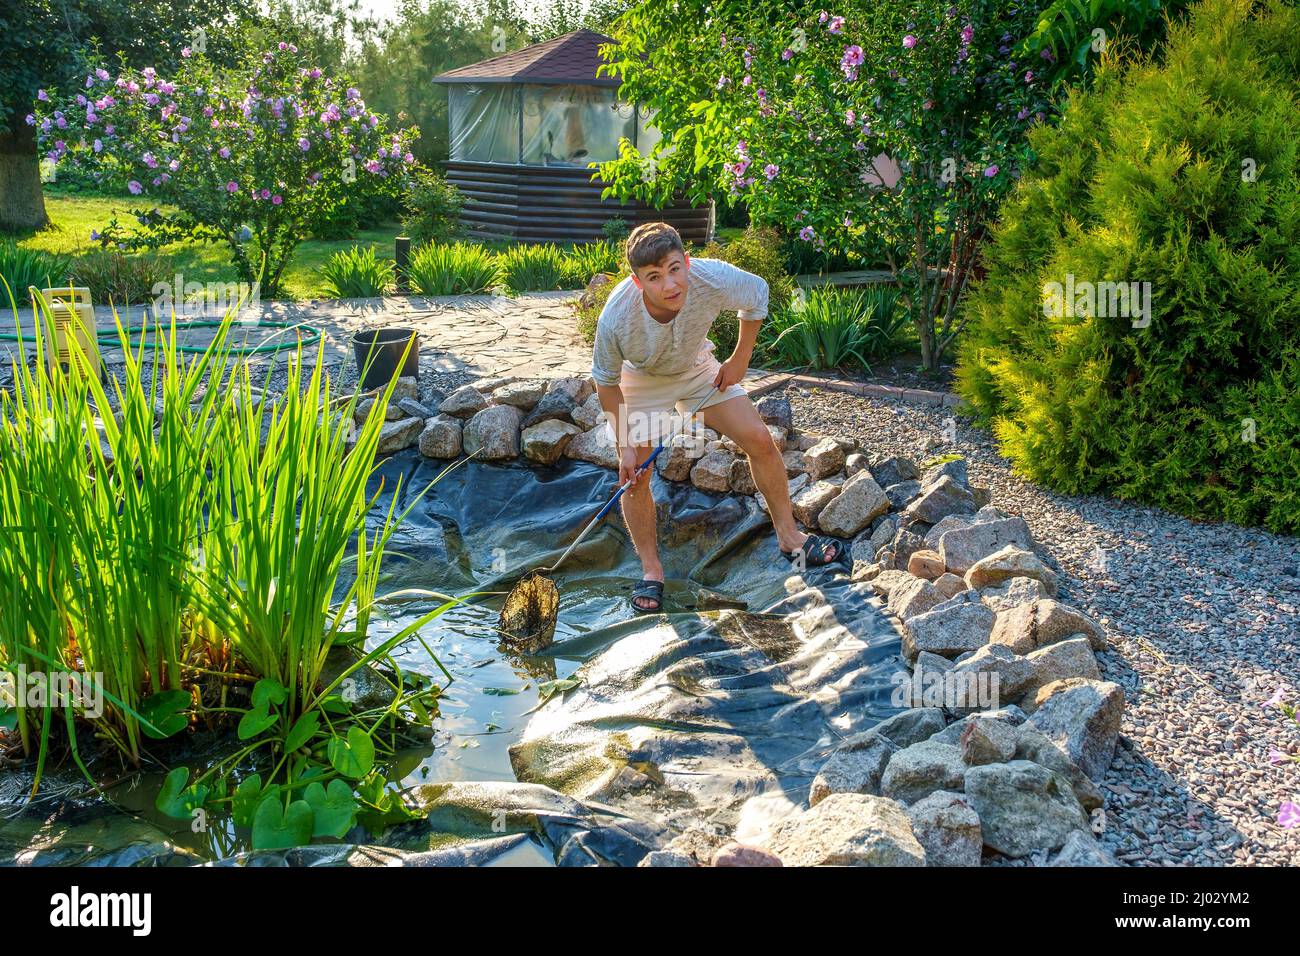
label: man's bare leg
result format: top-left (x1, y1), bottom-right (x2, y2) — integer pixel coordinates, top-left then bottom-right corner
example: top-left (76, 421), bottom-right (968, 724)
top-left (620, 443), bottom-right (664, 609)
top-left (701, 395), bottom-right (837, 561)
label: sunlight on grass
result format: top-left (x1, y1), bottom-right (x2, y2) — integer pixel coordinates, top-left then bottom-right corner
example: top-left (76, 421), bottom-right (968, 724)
top-left (19, 191), bottom-right (405, 301)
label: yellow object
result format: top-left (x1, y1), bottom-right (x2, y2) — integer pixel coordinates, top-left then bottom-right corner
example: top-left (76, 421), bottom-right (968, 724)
top-left (38, 286), bottom-right (102, 377)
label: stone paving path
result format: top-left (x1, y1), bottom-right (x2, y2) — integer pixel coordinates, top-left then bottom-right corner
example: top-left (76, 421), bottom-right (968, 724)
top-left (4, 290), bottom-right (792, 395)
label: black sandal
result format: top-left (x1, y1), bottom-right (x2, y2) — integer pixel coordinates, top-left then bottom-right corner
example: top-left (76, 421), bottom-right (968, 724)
top-left (631, 579), bottom-right (665, 614)
top-left (781, 533), bottom-right (846, 568)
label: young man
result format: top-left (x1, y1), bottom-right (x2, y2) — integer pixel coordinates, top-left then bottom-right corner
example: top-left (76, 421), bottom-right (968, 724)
top-left (591, 222), bottom-right (846, 614)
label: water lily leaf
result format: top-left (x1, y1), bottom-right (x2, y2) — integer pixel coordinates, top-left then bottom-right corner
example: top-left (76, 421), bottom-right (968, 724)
top-left (355, 773), bottom-right (421, 832)
top-left (536, 677), bottom-right (581, 703)
top-left (237, 701), bottom-right (278, 740)
top-left (251, 678), bottom-right (288, 709)
top-left (284, 712), bottom-right (320, 752)
top-left (251, 795), bottom-right (313, 850)
top-left (155, 766), bottom-right (209, 820)
top-left (303, 780), bottom-right (357, 838)
top-left (327, 726), bottom-right (375, 779)
top-left (232, 774), bottom-right (281, 828)
top-left (138, 690), bottom-right (190, 739)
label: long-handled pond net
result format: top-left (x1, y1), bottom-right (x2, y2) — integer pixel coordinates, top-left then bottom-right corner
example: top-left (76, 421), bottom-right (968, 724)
top-left (498, 389), bottom-right (718, 649)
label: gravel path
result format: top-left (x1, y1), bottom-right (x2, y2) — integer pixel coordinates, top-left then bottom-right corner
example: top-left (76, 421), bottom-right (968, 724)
top-left (790, 383), bottom-right (1300, 867)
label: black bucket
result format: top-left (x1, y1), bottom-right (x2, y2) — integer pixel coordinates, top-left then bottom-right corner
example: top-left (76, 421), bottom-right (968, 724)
top-left (352, 328), bottom-right (419, 392)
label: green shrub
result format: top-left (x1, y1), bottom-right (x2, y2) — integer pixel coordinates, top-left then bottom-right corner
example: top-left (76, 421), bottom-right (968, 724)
top-left (562, 241), bottom-right (623, 289)
top-left (0, 242), bottom-right (72, 303)
top-left (407, 242), bottom-right (500, 296)
top-left (760, 286), bottom-right (908, 372)
top-left (601, 217), bottom-right (632, 243)
top-left (954, 0), bottom-right (1300, 533)
top-left (69, 249), bottom-right (170, 307)
top-left (401, 166), bottom-right (464, 247)
top-left (697, 225), bottom-right (796, 356)
top-left (320, 246), bottom-right (395, 298)
top-left (498, 243), bottom-right (570, 295)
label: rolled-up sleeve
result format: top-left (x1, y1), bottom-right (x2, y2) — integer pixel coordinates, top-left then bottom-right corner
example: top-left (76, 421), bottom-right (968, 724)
top-left (591, 312), bottom-right (625, 386)
top-left (715, 259), bottom-right (769, 322)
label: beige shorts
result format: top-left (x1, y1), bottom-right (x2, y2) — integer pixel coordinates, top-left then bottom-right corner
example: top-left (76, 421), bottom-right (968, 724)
top-left (604, 351), bottom-right (747, 448)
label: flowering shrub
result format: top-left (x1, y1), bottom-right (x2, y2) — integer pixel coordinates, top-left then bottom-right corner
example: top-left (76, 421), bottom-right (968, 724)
top-left (31, 43), bottom-right (417, 296)
top-left (599, 0), bottom-right (1051, 371)
top-left (1268, 686), bottom-right (1299, 830)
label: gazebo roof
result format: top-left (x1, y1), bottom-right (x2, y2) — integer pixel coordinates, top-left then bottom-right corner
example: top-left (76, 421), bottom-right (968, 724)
top-left (434, 28), bottom-right (623, 87)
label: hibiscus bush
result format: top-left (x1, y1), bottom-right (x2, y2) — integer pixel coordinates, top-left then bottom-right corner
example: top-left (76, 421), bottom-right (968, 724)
top-left (599, 0), bottom-right (1055, 371)
top-left (32, 43), bottom-right (417, 297)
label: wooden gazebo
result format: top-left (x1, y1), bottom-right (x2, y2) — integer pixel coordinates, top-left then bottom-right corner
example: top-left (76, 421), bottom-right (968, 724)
top-left (433, 29), bottom-right (714, 244)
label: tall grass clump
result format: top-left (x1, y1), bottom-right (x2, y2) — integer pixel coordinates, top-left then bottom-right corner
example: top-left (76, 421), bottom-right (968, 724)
top-left (0, 242), bottom-right (72, 294)
top-left (760, 285), bottom-right (908, 371)
top-left (561, 241), bottom-right (622, 289)
top-left (0, 281), bottom-right (450, 841)
top-left (498, 243), bottom-right (569, 295)
top-left (319, 246), bottom-right (394, 298)
top-left (406, 241), bottom-right (500, 295)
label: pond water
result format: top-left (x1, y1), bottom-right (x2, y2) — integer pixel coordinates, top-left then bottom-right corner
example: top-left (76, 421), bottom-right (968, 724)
top-left (2, 453), bottom-right (906, 866)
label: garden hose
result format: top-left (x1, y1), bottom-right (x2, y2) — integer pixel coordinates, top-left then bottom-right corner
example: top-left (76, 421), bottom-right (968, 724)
top-left (0, 320), bottom-right (323, 356)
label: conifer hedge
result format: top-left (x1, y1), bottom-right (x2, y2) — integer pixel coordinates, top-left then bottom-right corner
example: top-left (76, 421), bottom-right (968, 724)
top-left (955, 0), bottom-right (1299, 533)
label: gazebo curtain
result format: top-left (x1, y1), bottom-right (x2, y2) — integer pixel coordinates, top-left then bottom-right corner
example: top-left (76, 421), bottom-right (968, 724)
top-left (448, 83), bottom-right (662, 166)
top-left (521, 85), bottom-right (634, 166)
top-left (448, 84), bottom-right (521, 164)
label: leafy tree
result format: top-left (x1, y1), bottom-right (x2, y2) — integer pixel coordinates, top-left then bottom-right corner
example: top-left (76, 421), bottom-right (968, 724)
top-left (35, 45), bottom-right (417, 295)
top-left (0, 0), bottom-right (242, 233)
top-left (597, 0), bottom-right (1052, 373)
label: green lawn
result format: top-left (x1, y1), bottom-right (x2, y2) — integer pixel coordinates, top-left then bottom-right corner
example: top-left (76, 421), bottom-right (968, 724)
top-left (19, 190), bottom-right (406, 300)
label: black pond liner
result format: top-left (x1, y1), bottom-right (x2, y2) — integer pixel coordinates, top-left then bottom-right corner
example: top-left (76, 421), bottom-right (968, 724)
top-left (0, 452), bottom-right (909, 867)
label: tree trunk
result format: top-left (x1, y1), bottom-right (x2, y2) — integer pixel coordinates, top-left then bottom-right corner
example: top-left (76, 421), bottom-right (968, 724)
top-left (0, 124), bottom-right (50, 234)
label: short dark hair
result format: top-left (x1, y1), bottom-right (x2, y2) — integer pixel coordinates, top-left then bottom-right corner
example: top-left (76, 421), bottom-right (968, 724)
top-left (625, 222), bottom-right (685, 270)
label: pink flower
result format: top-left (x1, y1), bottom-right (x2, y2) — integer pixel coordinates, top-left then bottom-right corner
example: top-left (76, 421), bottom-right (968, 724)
top-left (798, 225), bottom-right (815, 241)
top-left (278, 42), bottom-right (288, 50)
top-left (828, 16), bottom-right (844, 34)
top-left (260, 188), bottom-right (271, 199)
top-left (1269, 748), bottom-right (1289, 766)
top-left (845, 109), bottom-right (856, 125)
top-left (961, 24), bottom-right (974, 45)
top-left (1025, 71), bottom-right (1035, 83)
top-left (1280, 802), bottom-right (1300, 828)
top-left (781, 48), bottom-right (794, 61)
top-left (93, 139), bottom-right (103, 152)
top-left (37, 89), bottom-right (48, 101)
top-left (763, 163), bottom-right (778, 180)
top-left (271, 194), bottom-right (282, 205)
top-left (182, 47), bottom-right (192, 57)
top-left (818, 11), bottom-right (828, 23)
top-left (226, 180), bottom-right (239, 192)
top-left (984, 165), bottom-right (999, 177)
top-left (218, 146), bottom-right (231, 158)
top-left (298, 137), bottom-right (310, 151)
top-left (1264, 686), bottom-right (1287, 708)
top-left (128, 180), bottom-right (143, 194)
top-left (903, 34), bottom-right (918, 48)
top-left (364, 160), bottom-right (382, 173)
top-left (95, 68), bottom-right (109, 80)
top-left (841, 45), bottom-right (864, 70)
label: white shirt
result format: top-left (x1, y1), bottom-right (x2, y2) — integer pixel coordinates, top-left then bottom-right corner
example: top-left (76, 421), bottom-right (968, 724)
top-left (590, 257), bottom-right (769, 386)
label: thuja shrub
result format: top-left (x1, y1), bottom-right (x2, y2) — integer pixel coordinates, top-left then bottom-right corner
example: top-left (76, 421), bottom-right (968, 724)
top-left (954, 0), bottom-right (1300, 532)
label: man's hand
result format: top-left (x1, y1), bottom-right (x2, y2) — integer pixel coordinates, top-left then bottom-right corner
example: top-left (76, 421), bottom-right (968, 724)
top-left (619, 446), bottom-right (648, 487)
top-left (713, 354), bottom-right (748, 391)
